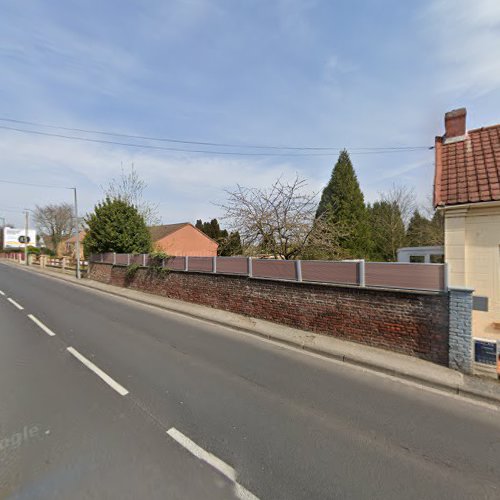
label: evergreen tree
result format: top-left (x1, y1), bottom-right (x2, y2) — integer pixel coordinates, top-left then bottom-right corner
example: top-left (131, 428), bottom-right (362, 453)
top-left (368, 201), bottom-right (405, 261)
top-left (195, 218), bottom-right (242, 255)
top-left (219, 231), bottom-right (243, 256)
top-left (84, 198), bottom-right (152, 255)
top-left (316, 150), bottom-right (371, 258)
top-left (405, 210), bottom-right (432, 247)
top-left (429, 210), bottom-right (444, 245)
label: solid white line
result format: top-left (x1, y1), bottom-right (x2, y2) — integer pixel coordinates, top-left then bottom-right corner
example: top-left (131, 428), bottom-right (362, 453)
top-left (166, 427), bottom-right (259, 500)
top-left (66, 347), bottom-right (129, 396)
top-left (7, 297), bottom-right (24, 310)
top-left (27, 314), bottom-right (56, 337)
top-left (0, 290), bottom-right (5, 296)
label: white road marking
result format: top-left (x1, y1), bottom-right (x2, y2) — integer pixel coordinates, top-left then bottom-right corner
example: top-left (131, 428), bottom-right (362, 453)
top-left (27, 314), bottom-right (56, 337)
top-left (66, 347), bottom-right (129, 396)
top-left (7, 297), bottom-right (24, 310)
top-left (0, 290), bottom-right (5, 296)
top-left (166, 427), bottom-right (259, 500)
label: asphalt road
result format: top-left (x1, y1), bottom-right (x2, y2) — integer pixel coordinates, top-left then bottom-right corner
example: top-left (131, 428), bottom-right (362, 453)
top-left (1, 262), bottom-right (500, 500)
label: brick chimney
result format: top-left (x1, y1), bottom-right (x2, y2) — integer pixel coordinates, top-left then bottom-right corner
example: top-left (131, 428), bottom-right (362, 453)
top-left (444, 107), bottom-right (467, 139)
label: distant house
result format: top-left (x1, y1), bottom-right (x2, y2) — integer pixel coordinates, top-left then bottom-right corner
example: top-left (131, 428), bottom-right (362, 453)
top-left (65, 231), bottom-right (86, 259)
top-left (434, 108), bottom-right (500, 341)
top-left (149, 223), bottom-right (218, 257)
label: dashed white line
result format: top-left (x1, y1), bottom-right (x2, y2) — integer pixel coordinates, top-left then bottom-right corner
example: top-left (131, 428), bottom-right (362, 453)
top-left (66, 347), bottom-right (129, 396)
top-left (0, 290), bottom-right (5, 296)
top-left (27, 314), bottom-right (56, 337)
top-left (7, 297), bottom-right (24, 310)
top-left (166, 427), bottom-right (259, 500)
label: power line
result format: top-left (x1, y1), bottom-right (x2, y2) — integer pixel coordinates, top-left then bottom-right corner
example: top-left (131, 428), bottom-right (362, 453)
top-left (0, 124), bottom-right (432, 157)
top-left (0, 178), bottom-right (72, 189)
top-left (0, 117), bottom-right (432, 151)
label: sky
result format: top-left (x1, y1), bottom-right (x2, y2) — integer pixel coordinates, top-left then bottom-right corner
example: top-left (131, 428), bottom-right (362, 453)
top-left (1, 0), bottom-right (500, 228)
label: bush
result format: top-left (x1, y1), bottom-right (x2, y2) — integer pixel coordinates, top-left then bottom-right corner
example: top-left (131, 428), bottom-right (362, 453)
top-left (125, 263), bottom-right (141, 280)
top-left (84, 198), bottom-right (152, 255)
top-left (148, 251), bottom-right (170, 278)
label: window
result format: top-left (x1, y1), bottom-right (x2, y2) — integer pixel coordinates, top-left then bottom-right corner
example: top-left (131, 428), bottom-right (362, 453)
top-left (409, 255), bottom-right (425, 263)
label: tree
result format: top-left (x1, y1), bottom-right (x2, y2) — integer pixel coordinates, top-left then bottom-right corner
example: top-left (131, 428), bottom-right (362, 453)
top-left (195, 218), bottom-right (243, 256)
top-left (219, 231), bottom-right (243, 256)
top-left (429, 210), bottom-right (444, 245)
top-left (33, 203), bottom-right (74, 253)
top-left (405, 209), bottom-right (444, 247)
top-left (102, 164), bottom-right (160, 225)
top-left (381, 183), bottom-right (416, 227)
top-left (84, 198), bottom-right (152, 255)
top-left (368, 184), bottom-right (416, 261)
top-left (405, 210), bottom-right (432, 247)
top-left (219, 175), bottom-right (346, 259)
top-left (368, 201), bottom-right (405, 261)
top-left (316, 150), bottom-right (370, 258)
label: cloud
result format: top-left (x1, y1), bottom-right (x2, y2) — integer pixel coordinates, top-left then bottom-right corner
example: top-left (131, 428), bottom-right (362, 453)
top-left (425, 0), bottom-right (500, 96)
top-left (0, 129), bottom-right (315, 226)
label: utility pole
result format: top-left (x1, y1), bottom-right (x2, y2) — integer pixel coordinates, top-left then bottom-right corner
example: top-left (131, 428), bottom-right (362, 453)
top-left (24, 210), bottom-right (29, 265)
top-left (0, 216), bottom-right (5, 251)
top-left (73, 188), bottom-right (81, 279)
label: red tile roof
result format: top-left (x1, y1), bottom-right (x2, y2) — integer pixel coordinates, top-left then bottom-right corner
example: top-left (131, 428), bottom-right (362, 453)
top-left (434, 123), bottom-right (500, 206)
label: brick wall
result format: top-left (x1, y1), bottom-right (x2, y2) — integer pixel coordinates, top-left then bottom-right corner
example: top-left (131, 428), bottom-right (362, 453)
top-left (89, 263), bottom-right (450, 365)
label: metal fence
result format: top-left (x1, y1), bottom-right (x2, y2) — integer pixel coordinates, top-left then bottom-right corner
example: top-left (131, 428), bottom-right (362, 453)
top-left (89, 253), bottom-right (447, 292)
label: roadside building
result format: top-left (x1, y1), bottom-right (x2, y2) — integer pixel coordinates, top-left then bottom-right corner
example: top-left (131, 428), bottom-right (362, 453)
top-left (64, 230), bottom-right (86, 259)
top-left (434, 108), bottom-right (500, 343)
top-left (149, 223), bottom-right (218, 257)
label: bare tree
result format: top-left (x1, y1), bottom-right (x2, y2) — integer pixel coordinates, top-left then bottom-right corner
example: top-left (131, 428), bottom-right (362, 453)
top-left (380, 183), bottom-right (416, 228)
top-left (218, 175), bottom-right (346, 259)
top-left (102, 164), bottom-right (160, 225)
top-left (33, 203), bottom-right (74, 253)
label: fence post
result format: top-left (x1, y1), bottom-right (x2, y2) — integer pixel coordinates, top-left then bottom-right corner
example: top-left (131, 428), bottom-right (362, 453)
top-left (358, 259), bottom-right (366, 287)
top-left (127, 254), bottom-right (131, 266)
top-left (443, 262), bottom-right (449, 292)
top-left (185, 256), bottom-right (189, 272)
top-left (113, 252), bottom-right (116, 265)
top-left (212, 256), bottom-right (217, 273)
top-left (62, 257), bottom-right (67, 270)
top-left (248, 257), bottom-right (253, 277)
top-left (295, 260), bottom-right (302, 282)
top-left (142, 254), bottom-right (146, 267)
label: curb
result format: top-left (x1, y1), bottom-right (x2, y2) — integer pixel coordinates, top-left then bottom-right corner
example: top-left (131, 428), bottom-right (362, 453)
top-left (3, 260), bottom-right (500, 407)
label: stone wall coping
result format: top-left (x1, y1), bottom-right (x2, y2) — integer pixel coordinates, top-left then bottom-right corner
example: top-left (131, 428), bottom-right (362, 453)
top-left (448, 286), bottom-right (475, 293)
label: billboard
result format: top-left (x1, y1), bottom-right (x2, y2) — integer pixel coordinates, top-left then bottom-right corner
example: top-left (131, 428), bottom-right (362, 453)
top-left (3, 227), bottom-right (37, 249)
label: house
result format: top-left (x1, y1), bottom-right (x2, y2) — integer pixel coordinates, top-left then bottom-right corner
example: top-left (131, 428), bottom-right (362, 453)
top-left (434, 107), bottom-right (500, 342)
top-left (149, 223), bottom-right (218, 257)
top-left (64, 230), bottom-right (86, 259)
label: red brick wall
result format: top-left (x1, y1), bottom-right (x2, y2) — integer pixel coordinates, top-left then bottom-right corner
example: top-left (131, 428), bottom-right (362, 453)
top-left (89, 263), bottom-right (449, 365)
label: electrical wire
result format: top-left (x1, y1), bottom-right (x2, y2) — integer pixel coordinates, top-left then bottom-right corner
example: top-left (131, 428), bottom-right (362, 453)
top-left (0, 124), bottom-right (432, 157)
top-left (0, 178), bottom-right (73, 189)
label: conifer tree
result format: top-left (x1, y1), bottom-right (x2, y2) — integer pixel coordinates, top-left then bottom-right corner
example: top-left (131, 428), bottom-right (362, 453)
top-left (316, 150), bottom-right (370, 258)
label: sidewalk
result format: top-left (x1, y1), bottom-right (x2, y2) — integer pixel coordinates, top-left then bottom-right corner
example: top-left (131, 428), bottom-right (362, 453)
top-left (4, 259), bottom-right (500, 407)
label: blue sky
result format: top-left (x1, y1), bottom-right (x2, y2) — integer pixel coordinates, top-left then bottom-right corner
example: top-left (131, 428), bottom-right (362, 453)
top-left (1, 0), bottom-right (500, 227)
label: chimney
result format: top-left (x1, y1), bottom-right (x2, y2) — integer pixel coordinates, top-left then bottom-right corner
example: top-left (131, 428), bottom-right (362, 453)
top-left (444, 107), bottom-right (467, 139)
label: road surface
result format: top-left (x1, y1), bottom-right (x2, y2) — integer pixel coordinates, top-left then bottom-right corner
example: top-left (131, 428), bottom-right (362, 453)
top-left (1, 262), bottom-right (499, 499)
